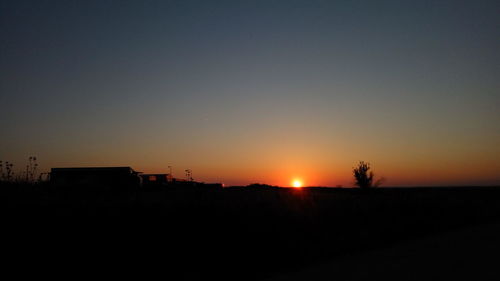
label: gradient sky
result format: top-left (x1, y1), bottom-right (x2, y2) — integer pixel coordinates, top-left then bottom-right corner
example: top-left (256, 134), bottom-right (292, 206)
top-left (1, 0), bottom-right (499, 186)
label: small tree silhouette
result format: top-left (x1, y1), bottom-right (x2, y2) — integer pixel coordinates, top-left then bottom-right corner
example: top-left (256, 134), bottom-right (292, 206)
top-left (353, 161), bottom-right (384, 188)
top-left (353, 161), bottom-right (373, 188)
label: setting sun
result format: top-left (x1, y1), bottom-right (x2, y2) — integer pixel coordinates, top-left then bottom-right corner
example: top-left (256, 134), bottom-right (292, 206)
top-left (292, 180), bottom-right (303, 188)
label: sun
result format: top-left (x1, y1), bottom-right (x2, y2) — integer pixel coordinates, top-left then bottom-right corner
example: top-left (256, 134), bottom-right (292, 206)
top-left (292, 179), bottom-right (303, 188)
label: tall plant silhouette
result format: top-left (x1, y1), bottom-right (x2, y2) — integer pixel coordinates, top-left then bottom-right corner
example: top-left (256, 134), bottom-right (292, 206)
top-left (5, 161), bottom-right (14, 182)
top-left (26, 156), bottom-right (38, 182)
top-left (353, 161), bottom-right (383, 188)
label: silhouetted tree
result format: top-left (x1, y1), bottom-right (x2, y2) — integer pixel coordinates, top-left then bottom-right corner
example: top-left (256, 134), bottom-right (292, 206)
top-left (353, 161), bottom-right (384, 188)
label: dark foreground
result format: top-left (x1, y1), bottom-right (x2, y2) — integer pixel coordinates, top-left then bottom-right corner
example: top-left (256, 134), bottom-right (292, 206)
top-left (268, 221), bottom-right (500, 281)
top-left (4, 184), bottom-right (500, 280)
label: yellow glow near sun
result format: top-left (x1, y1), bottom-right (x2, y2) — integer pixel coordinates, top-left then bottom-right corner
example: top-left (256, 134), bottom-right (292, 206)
top-left (292, 179), bottom-right (303, 188)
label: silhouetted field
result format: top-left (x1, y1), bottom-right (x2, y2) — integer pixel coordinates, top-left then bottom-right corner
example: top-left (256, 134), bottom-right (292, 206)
top-left (3, 183), bottom-right (500, 280)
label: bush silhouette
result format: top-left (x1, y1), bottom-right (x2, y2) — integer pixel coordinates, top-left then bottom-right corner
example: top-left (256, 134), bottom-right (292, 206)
top-left (353, 161), bottom-right (383, 188)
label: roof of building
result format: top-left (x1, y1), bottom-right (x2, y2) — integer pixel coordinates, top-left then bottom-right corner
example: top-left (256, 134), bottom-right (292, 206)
top-left (51, 167), bottom-right (140, 173)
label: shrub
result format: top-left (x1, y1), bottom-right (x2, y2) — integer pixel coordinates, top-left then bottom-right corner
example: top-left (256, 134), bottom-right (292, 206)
top-left (353, 161), bottom-right (384, 188)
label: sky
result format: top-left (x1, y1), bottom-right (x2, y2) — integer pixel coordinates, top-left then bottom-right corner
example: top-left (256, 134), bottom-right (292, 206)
top-left (1, 0), bottom-right (499, 186)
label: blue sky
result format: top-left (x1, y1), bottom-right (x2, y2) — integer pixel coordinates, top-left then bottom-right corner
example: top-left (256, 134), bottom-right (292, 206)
top-left (1, 0), bottom-right (499, 186)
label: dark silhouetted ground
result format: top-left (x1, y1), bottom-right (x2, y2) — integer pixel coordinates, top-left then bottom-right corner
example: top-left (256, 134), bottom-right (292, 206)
top-left (266, 221), bottom-right (500, 280)
top-left (3, 183), bottom-right (500, 280)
